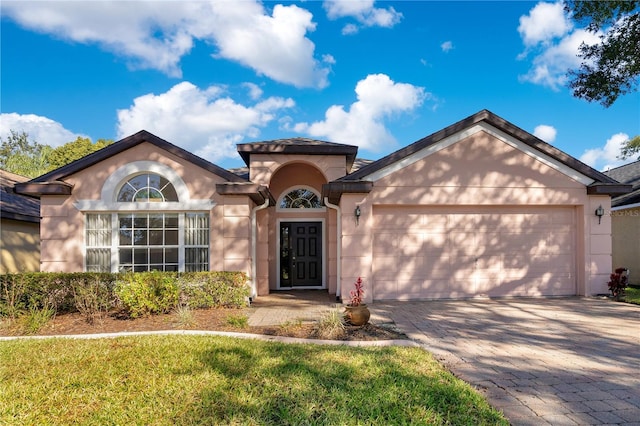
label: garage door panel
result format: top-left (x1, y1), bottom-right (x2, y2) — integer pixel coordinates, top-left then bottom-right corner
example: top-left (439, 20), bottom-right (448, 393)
top-left (448, 233), bottom-right (478, 255)
top-left (547, 231), bottom-right (573, 251)
top-left (423, 257), bottom-right (451, 278)
top-left (372, 207), bottom-right (576, 299)
top-left (485, 280), bottom-right (529, 297)
top-left (373, 233), bottom-right (397, 254)
top-left (422, 233), bottom-right (447, 254)
top-left (374, 214), bottom-right (423, 230)
top-left (373, 255), bottom-right (400, 279)
top-left (373, 280), bottom-right (398, 299)
top-left (398, 233), bottom-right (425, 256)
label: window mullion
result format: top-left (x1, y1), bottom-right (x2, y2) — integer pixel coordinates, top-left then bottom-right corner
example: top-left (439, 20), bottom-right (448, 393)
top-left (111, 213), bottom-right (118, 273)
top-left (179, 213), bottom-right (185, 272)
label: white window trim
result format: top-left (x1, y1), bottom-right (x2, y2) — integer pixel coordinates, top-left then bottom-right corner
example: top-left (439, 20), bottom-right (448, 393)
top-left (85, 211), bottom-right (210, 273)
top-left (74, 161), bottom-right (215, 211)
top-left (81, 161), bottom-right (213, 272)
top-left (276, 185), bottom-right (326, 212)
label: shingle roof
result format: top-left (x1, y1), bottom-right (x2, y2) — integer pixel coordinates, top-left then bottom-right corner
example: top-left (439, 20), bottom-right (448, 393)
top-left (28, 130), bottom-right (245, 184)
top-left (236, 137), bottom-right (358, 169)
top-left (604, 160), bottom-right (640, 207)
top-left (339, 109), bottom-right (622, 188)
top-left (0, 170), bottom-right (40, 223)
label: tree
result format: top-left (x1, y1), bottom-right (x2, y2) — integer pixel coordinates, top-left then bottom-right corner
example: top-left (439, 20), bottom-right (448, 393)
top-left (47, 137), bottom-right (113, 170)
top-left (620, 135), bottom-right (640, 160)
top-left (565, 1), bottom-right (640, 107)
top-left (0, 130), bottom-right (52, 178)
top-left (0, 131), bottom-right (113, 178)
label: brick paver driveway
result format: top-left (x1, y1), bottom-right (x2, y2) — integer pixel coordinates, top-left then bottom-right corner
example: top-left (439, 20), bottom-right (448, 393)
top-left (378, 297), bottom-right (640, 426)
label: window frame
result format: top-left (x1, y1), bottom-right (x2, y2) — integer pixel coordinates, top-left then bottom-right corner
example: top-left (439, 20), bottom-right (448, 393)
top-left (276, 185), bottom-right (326, 212)
top-left (81, 161), bottom-right (213, 273)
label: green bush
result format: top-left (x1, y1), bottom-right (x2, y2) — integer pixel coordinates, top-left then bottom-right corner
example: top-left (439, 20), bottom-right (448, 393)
top-left (115, 271), bottom-right (180, 318)
top-left (1, 271), bottom-right (248, 323)
top-left (70, 274), bottom-right (116, 324)
top-left (178, 271), bottom-right (250, 309)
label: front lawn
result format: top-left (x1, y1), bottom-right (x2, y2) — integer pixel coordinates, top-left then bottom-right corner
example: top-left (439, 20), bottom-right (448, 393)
top-left (0, 335), bottom-right (507, 425)
top-left (624, 286), bottom-right (640, 304)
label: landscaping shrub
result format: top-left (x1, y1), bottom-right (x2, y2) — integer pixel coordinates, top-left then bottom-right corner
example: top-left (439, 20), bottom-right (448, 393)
top-left (115, 271), bottom-right (180, 318)
top-left (178, 271), bottom-right (250, 309)
top-left (70, 274), bottom-right (116, 324)
top-left (1, 271), bottom-right (249, 323)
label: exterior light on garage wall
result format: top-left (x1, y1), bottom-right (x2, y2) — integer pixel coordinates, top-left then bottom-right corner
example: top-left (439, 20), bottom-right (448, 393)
top-left (355, 205), bottom-right (361, 225)
top-left (595, 205), bottom-right (605, 224)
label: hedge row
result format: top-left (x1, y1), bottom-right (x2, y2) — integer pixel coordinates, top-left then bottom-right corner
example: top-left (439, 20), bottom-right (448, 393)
top-left (0, 271), bottom-right (250, 320)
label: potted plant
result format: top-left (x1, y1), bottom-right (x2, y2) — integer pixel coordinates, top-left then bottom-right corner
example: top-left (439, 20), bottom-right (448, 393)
top-left (344, 277), bottom-right (370, 326)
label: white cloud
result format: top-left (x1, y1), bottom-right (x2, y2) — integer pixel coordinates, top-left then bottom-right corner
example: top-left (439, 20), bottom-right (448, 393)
top-left (579, 132), bottom-right (633, 171)
top-left (323, 0), bottom-right (402, 34)
top-left (0, 113), bottom-right (86, 147)
top-left (518, 2), bottom-right (572, 47)
top-left (242, 82), bottom-right (263, 101)
top-left (533, 124), bottom-right (557, 142)
top-left (520, 29), bottom-right (600, 90)
top-left (116, 82), bottom-right (294, 163)
top-left (517, 2), bottom-right (601, 91)
top-left (293, 74), bottom-right (426, 151)
top-left (1, 1), bottom-right (329, 88)
top-left (440, 41), bottom-right (454, 52)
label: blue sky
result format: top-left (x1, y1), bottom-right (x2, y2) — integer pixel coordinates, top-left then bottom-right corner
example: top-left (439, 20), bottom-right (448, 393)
top-left (1, 1), bottom-right (638, 171)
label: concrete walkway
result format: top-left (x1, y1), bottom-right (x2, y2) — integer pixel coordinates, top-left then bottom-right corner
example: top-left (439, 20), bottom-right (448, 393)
top-left (375, 297), bottom-right (640, 426)
top-left (249, 293), bottom-right (640, 425)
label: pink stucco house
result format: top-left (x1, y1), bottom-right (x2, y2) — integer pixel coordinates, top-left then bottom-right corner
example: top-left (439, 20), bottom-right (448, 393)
top-left (15, 110), bottom-right (630, 302)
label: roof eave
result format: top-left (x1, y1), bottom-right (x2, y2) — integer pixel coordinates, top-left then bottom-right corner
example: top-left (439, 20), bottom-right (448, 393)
top-left (215, 183), bottom-right (275, 206)
top-left (322, 181), bottom-right (373, 205)
top-left (14, 181), bottom-right (73, 196)
top-left (586, 183), bottom-right (633, 196)
top-left (31, 130), bottom-right (245, 184)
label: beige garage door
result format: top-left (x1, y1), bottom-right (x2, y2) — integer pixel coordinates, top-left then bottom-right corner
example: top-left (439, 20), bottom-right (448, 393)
top-left (372, 206), bottom-right (576, 300)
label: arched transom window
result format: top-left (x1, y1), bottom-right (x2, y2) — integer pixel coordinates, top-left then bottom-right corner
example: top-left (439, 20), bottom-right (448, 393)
top-left (117, 173), bottom-right (178, 202)
top-left (279, 188), bottom-right (322, 209)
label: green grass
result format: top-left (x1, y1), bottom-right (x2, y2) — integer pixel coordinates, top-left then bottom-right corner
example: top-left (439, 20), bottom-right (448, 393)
top-left (0, 336), bottom-right (508, 425)
top-left (623, 287), bottom-right (640, 304)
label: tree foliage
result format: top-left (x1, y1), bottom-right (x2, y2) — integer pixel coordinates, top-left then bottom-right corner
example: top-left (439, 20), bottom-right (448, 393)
top-left (620, 135), bottom-right (640, 160)
top-left (0, 131), bottom-right (113, 178)
top-left (47, 137), bottom-right (113, 170)
top-left (565, 1), bottom-right (640, 107)
top-left (0, 131), bottom-right (52, 178)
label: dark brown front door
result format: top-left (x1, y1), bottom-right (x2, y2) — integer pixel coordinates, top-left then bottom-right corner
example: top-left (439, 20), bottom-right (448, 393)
top-left (280, 222), bottom-right (322, 287)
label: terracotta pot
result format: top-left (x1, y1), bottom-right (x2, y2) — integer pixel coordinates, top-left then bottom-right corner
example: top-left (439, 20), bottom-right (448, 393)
top-left (344, 304), bottom-right (370, 326)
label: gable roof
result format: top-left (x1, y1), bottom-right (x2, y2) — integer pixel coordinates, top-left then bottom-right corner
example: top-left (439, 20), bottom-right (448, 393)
top-left (28, 130), bottom-right (246, 184)
top-left (0, 170), bottom-right (40, 223)
top-left (604, 160), bottom-right (640, 207)
top-left (237, 137), bottom-right (358, 170)
top-left (339, 110), bottom-right (625, 190)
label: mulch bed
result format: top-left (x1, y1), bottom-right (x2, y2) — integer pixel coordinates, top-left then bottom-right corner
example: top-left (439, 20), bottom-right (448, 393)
top-left (1, 308), bottom-right (408, 341)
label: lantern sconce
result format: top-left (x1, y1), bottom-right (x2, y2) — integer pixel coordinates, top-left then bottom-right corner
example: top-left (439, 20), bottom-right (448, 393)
top-left (595, 205), bottom-right (605, 225)
top-left (355, 205), bottom-right (361, 225)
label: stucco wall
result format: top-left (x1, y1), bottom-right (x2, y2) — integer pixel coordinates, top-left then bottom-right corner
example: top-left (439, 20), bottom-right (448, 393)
top-left (0, 218), bottom-right (40, 273)
top-left (338, 130), bottom-right (612, 301)
top-left (611, 206), bottom-right (640, 284)
top-left (38, 142), bottom-right (251, 273)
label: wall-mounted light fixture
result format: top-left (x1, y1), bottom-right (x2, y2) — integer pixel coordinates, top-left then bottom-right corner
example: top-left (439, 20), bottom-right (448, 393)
top-left (355, 205), bottom-right (361, 225)
top-left (595, 205), bottom-right (605, 224)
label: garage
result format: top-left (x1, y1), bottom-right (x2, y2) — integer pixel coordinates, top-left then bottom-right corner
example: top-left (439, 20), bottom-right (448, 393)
top-left (372, 205), bottom-right (576, 300)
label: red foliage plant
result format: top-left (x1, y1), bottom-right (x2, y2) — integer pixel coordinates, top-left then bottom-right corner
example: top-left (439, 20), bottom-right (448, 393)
top-left (349, 277), bottom-right (365, 306)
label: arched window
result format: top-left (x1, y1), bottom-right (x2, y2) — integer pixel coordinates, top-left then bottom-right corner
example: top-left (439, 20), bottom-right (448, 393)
top-left (117, 173), bottom-right (178, 202)
top-left (83, 167), bottom-right (210, 273)
top-left (279, 187), bottom-right (322, 209)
